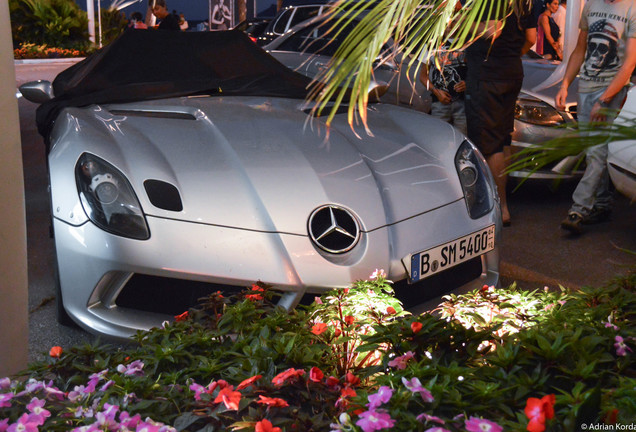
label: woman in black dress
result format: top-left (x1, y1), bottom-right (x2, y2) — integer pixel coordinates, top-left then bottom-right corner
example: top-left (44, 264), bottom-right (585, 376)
top-left (538, 0), bottom-right (563, 60)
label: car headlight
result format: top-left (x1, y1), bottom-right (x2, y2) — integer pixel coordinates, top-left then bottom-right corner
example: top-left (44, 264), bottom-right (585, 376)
top-left (75, 153), bottom-right (150, 240)
top-left (515, 94), bottom-right (565, 126)
top-left (455, 140), bottom-right (495, 219)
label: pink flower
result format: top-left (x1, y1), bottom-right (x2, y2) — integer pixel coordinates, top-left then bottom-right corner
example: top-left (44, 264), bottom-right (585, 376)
top-left (370, 269), bottom-right (386, 280)
top-left (0, 418), bottom-right (9, 432)
top-left (7, 413), bottom-right (39, 432)
top-left (26, 398), bottom-right (50, 425)
top-left (117, 360), bottom-right (144, 376)
top-left (465, 416), bottom-right (503, 432)
top-left (0, 393), bottom-right (12, 408)
top-left (367, 386), bottom-right (393, 409)
top-left (416, 413), bottom-right (445, 424)
top-left (402, 377), bottom-right (434, 402)
top-left (615, 336), bottom-right (632, 356)
top-left (387, 351), bottom-right (415, 370)
top-left (356, 410), bottom-right (396, 431)
top-left (422, 428), bottom-right (451, 432)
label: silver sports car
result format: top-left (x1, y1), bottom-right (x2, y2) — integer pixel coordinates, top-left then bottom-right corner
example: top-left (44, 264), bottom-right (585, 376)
top-left (21, 30), bottom-right (500, 340)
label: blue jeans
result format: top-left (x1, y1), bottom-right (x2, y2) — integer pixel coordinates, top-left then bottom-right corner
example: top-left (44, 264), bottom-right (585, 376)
top-left (431, 99), bottom-right (467, 136)
top-left (569, 86), bottom-right (628, 217)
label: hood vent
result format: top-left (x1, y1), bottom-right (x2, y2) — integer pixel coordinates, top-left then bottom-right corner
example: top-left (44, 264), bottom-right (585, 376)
top-left (144, 180), bottom-right (183, 212)
top-left (109, 109), bottom-right (196, 120)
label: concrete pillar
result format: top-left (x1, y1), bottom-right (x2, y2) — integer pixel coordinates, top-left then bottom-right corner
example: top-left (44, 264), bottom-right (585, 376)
top-left (0, 0), bottom-right (29, 376)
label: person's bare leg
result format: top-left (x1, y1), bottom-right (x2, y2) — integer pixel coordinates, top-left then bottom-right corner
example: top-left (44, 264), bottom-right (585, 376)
top-left (486, 151), bottom-right (510, 225)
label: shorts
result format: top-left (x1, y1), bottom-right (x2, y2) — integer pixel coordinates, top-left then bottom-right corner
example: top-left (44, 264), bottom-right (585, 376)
top-left (464, 78), bottom-right (522, 156)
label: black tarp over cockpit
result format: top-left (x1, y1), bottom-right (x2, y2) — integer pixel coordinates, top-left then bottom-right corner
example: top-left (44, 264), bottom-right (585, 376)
top-left (36, 29), bottom-right (314, 140)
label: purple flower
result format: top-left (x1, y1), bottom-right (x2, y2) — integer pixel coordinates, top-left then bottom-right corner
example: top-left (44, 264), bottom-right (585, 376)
top-left (0, 393), bottom-right (13, 408)
top-left (42, 383), bottom-right (65, 401)
top-left (465, 416), bottom-right (503, 432)
top-left (24, 380), bottom-right (45, 394)
top-left (615, 335), bottom-right (632, 356)
top-left (117, 360), bottom-right (145, 376)
top-left (7, 413), bottom-right (39, 432)
top-left (367, 386), bottom-right (393, 409)
top-left (423, 428), bottom-right (451, 432)
top-left (189, 382), bottom-right (207, 400)
top-left (387, 351), bottom-right (415, 370)
top-left (100, 380), bottom-right (114, 392)
top-left (26, 398), bottom-right (51, 425)
top-left (355, 410), bottom-right (396, 432)
top-left (0, 378), bottom-right (11, 390)
top-left (416, 413), bottom-right (445, 424)
top-left (402, 377), bottom-right (434, 403)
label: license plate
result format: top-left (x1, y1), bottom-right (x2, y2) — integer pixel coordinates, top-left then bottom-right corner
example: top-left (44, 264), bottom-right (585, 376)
top-left (405, 225), bottom-right (496, 283)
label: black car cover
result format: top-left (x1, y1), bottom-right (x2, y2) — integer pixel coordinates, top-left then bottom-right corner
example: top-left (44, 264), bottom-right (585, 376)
top-left (36, 29), bottom-right (314, 140)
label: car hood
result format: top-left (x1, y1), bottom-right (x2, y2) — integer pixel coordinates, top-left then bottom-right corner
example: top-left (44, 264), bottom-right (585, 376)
top-left (54, 96), bottom-right (465, 234)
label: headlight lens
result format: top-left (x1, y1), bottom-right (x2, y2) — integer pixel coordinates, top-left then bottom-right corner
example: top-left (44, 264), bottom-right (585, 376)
top-left (75, 153), bottom-right (150, 240)
top-left (515, 94), bottom-right (565, 126)
top-left (455, 140), bottom-right (494, 219)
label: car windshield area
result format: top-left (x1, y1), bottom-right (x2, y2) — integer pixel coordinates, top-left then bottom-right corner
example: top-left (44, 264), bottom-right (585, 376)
top-left (277, 17), bottom-right (391, 58)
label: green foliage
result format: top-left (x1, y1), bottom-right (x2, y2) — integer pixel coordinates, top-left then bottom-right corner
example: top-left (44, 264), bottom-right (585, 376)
top-left (99, 6), bottom-right (128, 46)
top-left (1, 272), bottom-right (635, 431)
top-left (9, 0), bottom-right (89, 49)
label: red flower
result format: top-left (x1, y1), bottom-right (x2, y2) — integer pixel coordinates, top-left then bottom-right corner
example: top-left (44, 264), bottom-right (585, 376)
top-left (272, 368), bottom-right (305, 386)
top-left (309, 367), bottom-right (324, 382)
top-left (174, 311), bottom-right (189, 322)
top-left (344, 315), bottom-right (355, 326)
top-left (524, 394), bottom-right (556, 432)
top-left (256, 395), bottom-right (289, 407)
top-left (336, 386), bottom-right (357, 409)
top-left (411, 321), bottom-right (423, 334)
top-left (255, 419), bottom-right (281, 432)
top-left (326, 376), bottom-right (340, 389)
top-left (214, 387), bottom-right (241, 411)
top-left (311, 323), bottom-right (328, 335)
top-left (49, 346), bottom-right (63, 358)
top-left (387, 306), bottom-right (397, 315)
top-left (341, 387), bottom-right (357, 398)
top-left (237, 374), bottom-right (262, 390)
top-left (345, 372), bottom-right (360, 387)
top-left (246, 284), bottom-right (265, 301)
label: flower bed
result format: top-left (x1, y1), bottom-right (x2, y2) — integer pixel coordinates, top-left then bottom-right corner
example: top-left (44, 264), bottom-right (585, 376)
top-left (1, 272), bottom-right (634, 431)
top-left (13, 43), bottom-right (91, 59)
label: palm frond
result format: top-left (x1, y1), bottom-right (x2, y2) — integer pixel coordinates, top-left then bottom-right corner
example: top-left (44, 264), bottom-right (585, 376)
top-left (307, 0), bottom-right (520, 132)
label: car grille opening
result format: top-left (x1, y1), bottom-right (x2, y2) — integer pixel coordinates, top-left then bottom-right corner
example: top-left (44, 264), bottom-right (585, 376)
top-left (116, 275), bottom-right (246, 315)
top-left (116, 257), bottom-right (482, 316)
top-left (392, 256), bottom-right (483, 310)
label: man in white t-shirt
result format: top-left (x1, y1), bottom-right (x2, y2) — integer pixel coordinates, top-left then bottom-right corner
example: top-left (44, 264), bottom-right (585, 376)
top-left (556, 0), bottom-right (636, 234)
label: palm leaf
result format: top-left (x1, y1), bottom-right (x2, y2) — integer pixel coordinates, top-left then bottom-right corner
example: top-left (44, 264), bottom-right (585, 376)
top-left (307, 0), bottom-right (522, 132)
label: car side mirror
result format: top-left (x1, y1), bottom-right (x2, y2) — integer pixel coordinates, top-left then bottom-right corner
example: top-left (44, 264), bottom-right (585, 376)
top-left (19, 80), bottom-right (54, 103)
top-left (368, 81), bottom-right (389, 102)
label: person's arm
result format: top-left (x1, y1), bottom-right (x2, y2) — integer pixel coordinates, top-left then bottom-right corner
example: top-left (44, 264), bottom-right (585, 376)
top-left (521, 27), bottom-right (537, 55)
top-left (591, 37), bottom-right (636, 121)
top-left (419, 63), bottom-right (452, 104)
top-left (555, 29), bottom-right (587, 110)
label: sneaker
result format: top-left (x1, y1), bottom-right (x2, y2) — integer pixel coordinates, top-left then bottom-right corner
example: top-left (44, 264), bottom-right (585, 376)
top-left (561, 213), bottom-right (583, 234)
top-left (582, 207), bottom-right (612, 225)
